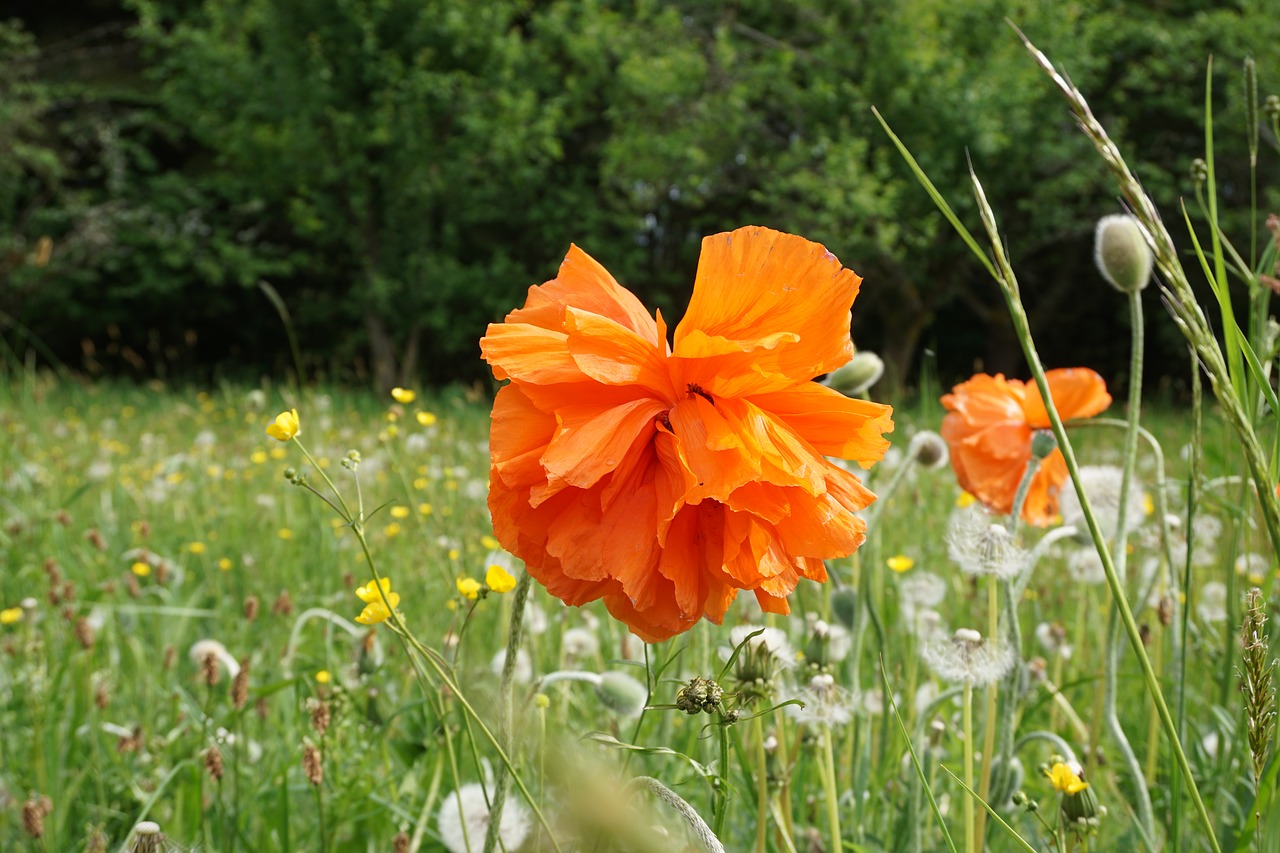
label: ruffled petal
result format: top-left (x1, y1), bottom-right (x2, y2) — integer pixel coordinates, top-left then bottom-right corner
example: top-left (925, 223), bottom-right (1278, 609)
top-left (506, 244), bottom-right (658, 344)
top-left (748, 383), bottom-right (894, 466)
top-left (1022, 449), bottom-right (1070, 527)
top-left (672, 227), bottom-right (861, 396)
top-left (1021, 368), bottom-right (1113, 428)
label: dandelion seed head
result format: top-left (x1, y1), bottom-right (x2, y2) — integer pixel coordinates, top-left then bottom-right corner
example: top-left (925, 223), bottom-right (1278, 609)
top-left (922, 628), bottom-right (1015, 687)
top-left (899, 572), bottom-right (948, 624)
top-left (1197, 581), bottom-right (1228, 623)
top-left (437, 782), bottom-right (531, 853)
top-left (946, 505), bottom-right (1027, 579)
top-left (1065, 547), bottom-right (1107, 586)
top-left (788, 673), bottom-right (857, 727)
top-left (561, 627), bottom-right (599, 659)
top-left (1057, 465), bottom-right (1146, 541)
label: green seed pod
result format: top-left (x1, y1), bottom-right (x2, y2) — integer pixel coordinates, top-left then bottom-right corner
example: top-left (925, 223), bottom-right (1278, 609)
top-left (1030, 429), bottom-right (1058, 461)
top-left (1094, 214), bottom-right (1153, 293)
top-left (826, 351), bottom-right (884, 396)
top-left (595, 671), bottom-right (648, 718)
top-left (831, 587), bottom-right (859, 631)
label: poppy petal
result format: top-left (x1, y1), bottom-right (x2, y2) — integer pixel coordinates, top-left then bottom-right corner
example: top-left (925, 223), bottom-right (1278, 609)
top-left (673, 226), bottom-right (861, 396)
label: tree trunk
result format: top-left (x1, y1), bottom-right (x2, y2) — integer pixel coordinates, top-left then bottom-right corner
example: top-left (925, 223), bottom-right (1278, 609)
top-left (365, 309), bottom-right (397, 393)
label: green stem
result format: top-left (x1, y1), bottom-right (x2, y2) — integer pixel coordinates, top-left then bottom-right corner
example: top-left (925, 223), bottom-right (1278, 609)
top-left (822, 727), bottom-right (843, 853)
top-left (483, 571), bottom-right (534, 853)
top-left (980, 196), bottom-right (1219, 853)
top-left (974, 578), bottom-right (999, 848)
top-left (962, 683), bottom-right (975, 853)
top-left (754, 714), bottom-right (769, 853)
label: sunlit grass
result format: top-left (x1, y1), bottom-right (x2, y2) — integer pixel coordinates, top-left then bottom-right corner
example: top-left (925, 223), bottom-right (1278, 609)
top-left (0, 374), bottom-right (1273, 851)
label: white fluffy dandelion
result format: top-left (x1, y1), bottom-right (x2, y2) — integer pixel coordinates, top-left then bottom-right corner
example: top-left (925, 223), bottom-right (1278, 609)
top-left (788, 673), bottom-right (858, 728)
top-left (1057, 465), bottom-right (1147, 540)
top-left (1196, 581), bottom-right (1228, 624)
top-left (1065, 547), bottom-right (1107, 586)
top-left (437, 782), bottom-right (531, 853)
top-left (946, 506), bottom-right (1028, 579)
top-left (921, 628), bottom-right (1015, 687)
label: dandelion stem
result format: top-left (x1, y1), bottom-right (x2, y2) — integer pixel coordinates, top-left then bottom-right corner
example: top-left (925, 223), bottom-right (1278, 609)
top-left (962, 683), bottom-right (975, 853)
top-left (968, 154), bottom-right (1215, 851)
top-left (974, 579), bottom-right (999, 849)
top-left (822, 727), bottom-right (843, 853)
top-left (753, 713), bottom-right (768, 853)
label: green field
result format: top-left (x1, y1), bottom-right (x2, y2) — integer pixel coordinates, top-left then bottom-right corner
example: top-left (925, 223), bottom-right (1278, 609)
top-left (0, 375), bottom-right (1273, 852)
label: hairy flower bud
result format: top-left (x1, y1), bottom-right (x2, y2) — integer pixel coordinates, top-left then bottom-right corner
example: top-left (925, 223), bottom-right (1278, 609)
top-left (825, 351), bottom-right (885, 396)
top-left (595, 671), bottom-right (648, 717)
top-left (1095, 214), bottom-right (1153, 293)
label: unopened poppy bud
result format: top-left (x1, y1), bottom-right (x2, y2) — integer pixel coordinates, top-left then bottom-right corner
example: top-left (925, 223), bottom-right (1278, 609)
top-left (826, 351), bottom-right (884, 396)
top-left (908, 431), bottom-right (949, 469)
top-left (831, 587), bottom-right (858, 630)
top-left (595, 671), bottom-right (648, 717)
top-left (1190, 158), bottom-right (1208, 184)
top-left (1030, 430), bottom-right (1057, 461)
top-left (1095, 214), bottom-right (1153, 293)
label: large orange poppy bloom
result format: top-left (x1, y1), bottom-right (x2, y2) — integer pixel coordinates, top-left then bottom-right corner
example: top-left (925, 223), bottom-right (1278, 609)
top-left (480, 226), bottom-right (894, 641)
top-left (940, 369), bottom-right (1111, 526)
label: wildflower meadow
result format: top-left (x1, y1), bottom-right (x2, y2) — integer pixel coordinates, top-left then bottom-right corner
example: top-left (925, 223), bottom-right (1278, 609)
top-left (4, 14), bottom-right (1280, 853)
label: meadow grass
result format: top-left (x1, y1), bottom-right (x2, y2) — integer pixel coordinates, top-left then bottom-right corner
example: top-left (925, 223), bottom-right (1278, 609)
top-left (0, 374), bottom-right (1274, 852)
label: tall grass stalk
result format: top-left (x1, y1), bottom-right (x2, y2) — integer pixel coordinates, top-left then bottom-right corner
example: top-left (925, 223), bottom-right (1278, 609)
top-left (1014, 28), bottom-right (1280, 560)
top-left (870, 103), bottom-right (1223, 851)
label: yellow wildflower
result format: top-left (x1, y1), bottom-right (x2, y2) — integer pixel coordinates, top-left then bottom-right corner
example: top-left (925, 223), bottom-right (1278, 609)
top-left (486, 564), bottom-right (517, 593)
top-left (1142, 493), bottom-right (1155, 516)
top-left (456, 576), bottom-right (482, 600)
top-left (416, 411), bottom-right (437, 427)
top-left (955, 491), bottom-right (977, 508)
top-left (266, 409), bottom-right (300, 441)
top-left (130, 561), bottom-right (152, 577)
top-left (354, 577), bottom-right (400, 625)
top-left (1044, 762), bottom-right (1089, 795)
top-left (481, 535), bottom-right (501, 550)
top-left (0, 607), bottom-right (23, 625)
top-left (384, 523), bottom-right (401, 537)
top-left (315, 670), bottom-right (331, 684)
top-left (278, 528), bottom-right (294, 540)
top-left (887, 555), bottom-right (915, 573)
top-left (187, 542), bottom-right (207, 555)
top-left (390, 506), bottom-right (410, 519)
top-left (391, 387), bottom-right (416, 404)
top-left (418, 503), bottom-right (433, 516)
top-left (250, 450), bottom-right (268, 464)
top-left (218, 558), bottom-right (233, 571)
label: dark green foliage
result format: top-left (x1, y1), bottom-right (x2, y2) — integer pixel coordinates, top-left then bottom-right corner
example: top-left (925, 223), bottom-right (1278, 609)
top-left (2, 1), bottom-right (1279, 387)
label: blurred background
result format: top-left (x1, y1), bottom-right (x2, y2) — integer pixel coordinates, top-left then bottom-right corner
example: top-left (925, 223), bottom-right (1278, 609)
top-left (2, 0), bottom-right (1277, 393)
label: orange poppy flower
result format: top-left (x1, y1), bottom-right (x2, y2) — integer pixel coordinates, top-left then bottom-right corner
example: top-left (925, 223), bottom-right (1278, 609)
top-left (940, 369), bottom-right (1111, 526)
top-left (480, 226), bottom-right (894, 641)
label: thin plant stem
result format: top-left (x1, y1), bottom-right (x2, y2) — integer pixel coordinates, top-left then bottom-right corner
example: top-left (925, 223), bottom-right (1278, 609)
top-left (962, 683), bottom-right (975, 853)
top-left (753, 714), bottom-right (768, 853)
top-left (483, 570), bottom-right (533, 853)
top-left (1094, 289), bottom-right (1156, 844)
top-left (970, 163), bottom-right (1220, 853)
top-left (821, 727), bottom-right (843, 853)
top-left (974, 578), bottom-right (999, 849)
